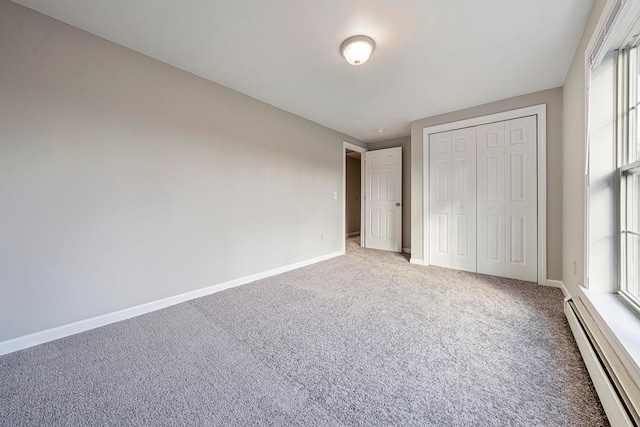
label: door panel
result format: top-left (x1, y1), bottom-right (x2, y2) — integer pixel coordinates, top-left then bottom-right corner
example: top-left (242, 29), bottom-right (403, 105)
top-left (429, 132), bottom-right (452, 267)
top-left (385, 210), bottom-right (396, 240)
top-left (510, 153), bottom-right (526, 200)
top-left (510, 215), bottom-right (526, 264)
top-left (451, 127), bottom-right (476, 272)
top-left (486, 214), bottom-right (502, 260)
top-left (365, 147), bottom-right (402, 252)
top-left (455, 214), bottom-right (469, 256)
top-left (436, 213), bottom-right (449, 255)
top-left (504, 116), bottom-right (537, 281)
top-left (487, 155), bottom-right (502, 200)
top-left (370, 210), bottom-right (381, 238)
top-left (477, 121), bottom-right (506, 277)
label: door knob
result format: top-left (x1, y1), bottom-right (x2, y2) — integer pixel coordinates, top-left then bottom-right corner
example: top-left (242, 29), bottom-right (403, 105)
top-left (396, 203), bottom-right (401, 207)
top-left (488, 206), bottom-right (493, 210)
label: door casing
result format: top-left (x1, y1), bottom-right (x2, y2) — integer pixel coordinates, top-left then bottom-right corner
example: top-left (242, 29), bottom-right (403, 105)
top-left (343, 142), bottom-right (367, 252)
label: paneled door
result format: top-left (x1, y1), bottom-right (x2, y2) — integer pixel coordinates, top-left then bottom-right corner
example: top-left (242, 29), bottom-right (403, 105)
top-left (365, 147), bottom-right (402, 252)
top-left (428, 115), bottom-right (537, 282)
top-left (477, 116), bottom-right (537, 281)
top-left (451, 127), bottom-right (477, 272)
top-left (504, 116), bottom-right (537, 281)
top-left (476, 121), bottom-right (506, 277)
top-left (429, 128), bottom-right (477, 271)
top-left (429, 132), bottom-right (452, 267)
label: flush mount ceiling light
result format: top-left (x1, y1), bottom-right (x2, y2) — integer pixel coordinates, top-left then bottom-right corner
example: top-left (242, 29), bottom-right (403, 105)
top-left (340, 35), bottom-right (375, 66)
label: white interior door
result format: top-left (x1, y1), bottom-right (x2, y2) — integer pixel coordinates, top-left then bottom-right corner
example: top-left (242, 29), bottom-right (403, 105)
top-left (365, 147), bottom-right (402, 252)
top-left (451, 127), bottom-right (477, 272)
top-left (477, 116), bottom-right (537, 281)
top-left (477, 121), bottom-right (507, 277)
top-left (429, 129), bottom-right (477, 271)
top-left (429, 132), bottom-right (452, 267)
top-left (504, 116), bottom-right (537, 281)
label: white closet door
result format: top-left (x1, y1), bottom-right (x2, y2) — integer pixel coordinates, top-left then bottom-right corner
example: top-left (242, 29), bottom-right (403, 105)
top-left (429, 128), bottom-right (476, 270)
top-left (451, 127), bottom-right (477, 272)
top-left (504, 116), bottom-right (537, 281)
top-left (477, 122), bottom-right (506, 277)
top-left (477, 117), bottom-right (537, 281)
top-left (429, 132), bottom-right (452, 268)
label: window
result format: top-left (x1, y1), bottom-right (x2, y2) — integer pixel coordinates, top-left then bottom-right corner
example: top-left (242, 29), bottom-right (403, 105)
top-left (579, 0), bottom-right (640, 403)
top-left (618, 46), bottom-right (640, 311)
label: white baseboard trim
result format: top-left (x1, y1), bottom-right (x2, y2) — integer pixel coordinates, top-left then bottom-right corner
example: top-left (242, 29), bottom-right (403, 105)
top-left (402, 247), bottom-right (411, 254)
top-left (543, 279), bottom-right (569, 297)
top-left (547, 279), bottom-right (569, 297)
top-left (346, 232), bottom-right (361, 238)
top-left (0, 250), bottom-right (344, 356)
top-left (547, 279), bottom-right (571, 298)
top-left (545, 279), bottom-right (562, 288)
top-left (410, 258), bottom-right (426, 266)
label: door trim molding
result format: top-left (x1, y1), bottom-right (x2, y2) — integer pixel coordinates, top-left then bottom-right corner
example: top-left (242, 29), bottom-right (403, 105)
top-left (422, 104), bottom-right (547, 285)
top-left (343, 142), bottom-right (367, 253)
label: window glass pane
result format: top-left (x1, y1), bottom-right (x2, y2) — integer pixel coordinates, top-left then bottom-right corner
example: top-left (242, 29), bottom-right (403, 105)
top-left (636, 51), bottom-right (640, 162)
top-left (625, 47), bottom-right (640, 163)
top-left (625, 172), bottom-right (640, 297)
top-left (625, 233), bottom-right (640, 297)
top-left (637, 112), bottom-right (640, 162)
top-left (628, 171), bottom-right (640, 233)
top-left (636, 62), bottom-right (640, 162)
top-left (636, 105), bottom-right (640, 162)
top-left (630, 48), bottom-right (638, 163)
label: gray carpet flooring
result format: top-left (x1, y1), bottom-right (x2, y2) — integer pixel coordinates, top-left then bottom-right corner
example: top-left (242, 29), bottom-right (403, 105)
top-left (1, 238), bottom-right (608, 426)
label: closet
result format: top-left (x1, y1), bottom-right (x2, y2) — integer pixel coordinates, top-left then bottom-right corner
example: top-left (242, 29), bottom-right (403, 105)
top-left (428, 115), bottom-right (537, 282)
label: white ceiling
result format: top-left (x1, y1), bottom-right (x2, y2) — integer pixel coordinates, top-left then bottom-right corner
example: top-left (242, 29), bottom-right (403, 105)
top-left (12, 0), bottom-right (594, 143)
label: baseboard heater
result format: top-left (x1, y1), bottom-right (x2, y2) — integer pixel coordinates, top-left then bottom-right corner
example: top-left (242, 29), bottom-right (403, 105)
top-left (564, 297), bottom-right (640, 426)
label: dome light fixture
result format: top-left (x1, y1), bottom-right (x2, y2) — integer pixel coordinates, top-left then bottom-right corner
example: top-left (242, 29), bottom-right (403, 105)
top-left (340, 35), bottom-right (375, 66)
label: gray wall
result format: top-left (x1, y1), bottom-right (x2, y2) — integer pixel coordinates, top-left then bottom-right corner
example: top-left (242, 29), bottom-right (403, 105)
top-left (345, 156), bottom-right (361, 235)
top-left (368, 136), bottom-right (411, 250)
top-left (562, 0), bottom-right (607, 296)
top-left (410, 88), bottom-right (564, 280)
top-left (0, 0), bottom-right (365, 342)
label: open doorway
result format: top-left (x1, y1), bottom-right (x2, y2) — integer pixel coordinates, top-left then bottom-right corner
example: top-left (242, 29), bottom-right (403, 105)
top-left (346, 150), bottom-right (361, 238)
top-left (343, 142), bottom-right (366, 252)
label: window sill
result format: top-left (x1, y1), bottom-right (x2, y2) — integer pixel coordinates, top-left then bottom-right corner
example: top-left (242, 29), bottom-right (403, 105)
top-left (579, 286), bottom-right (640, 388)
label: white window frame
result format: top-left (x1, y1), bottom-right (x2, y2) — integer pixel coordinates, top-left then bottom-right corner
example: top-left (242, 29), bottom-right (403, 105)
top-left (581, 0), bottom-right (640, 396)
